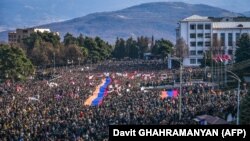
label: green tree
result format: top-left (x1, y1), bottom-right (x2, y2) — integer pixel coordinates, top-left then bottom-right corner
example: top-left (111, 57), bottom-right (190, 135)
top-left (37, 31), bottom-right (60, 46)
top-left (64, 44), bottom-right (83, 64)
top-left (113, 38), bottom-right (126, 59)
top-left (77, 34), bottom-right (84, 47)
top-left (95, 37), bottom-right (112, 60)
top-left (240, 91), bottom-right (250, 124)
top-left (23, 32), bottom-right (41, 48)
top-left (0, 44), bottom-right (34, 81)
top-left (151, 39), bottom-right (173, 60)
top-left (83, 37), bottom-right (109, 63)
top-left (127, 37), bottom-right (139, 59)
top-left (137, 36), bottom-right (150, 58)
top-left (30, 42), bottom-right (53, 67)
top-left (63, 32), bottom-right (77, 46)
top-left (81, 47), bottom-right (89, 61)
top-left (23, 32), bottom-right (60, 48)
top-left (235, 33), bottom-right (250, 62)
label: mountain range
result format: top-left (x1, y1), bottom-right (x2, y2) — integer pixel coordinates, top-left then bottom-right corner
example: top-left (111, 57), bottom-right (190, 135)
top-left (0, 2), bottom-right (247, 43)
top-left (243, 11), bottom-right (250, 17)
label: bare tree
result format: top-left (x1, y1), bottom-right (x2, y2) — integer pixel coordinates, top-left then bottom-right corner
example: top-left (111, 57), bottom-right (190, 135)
top-left (212, 37), bottom-right (222, 56)
top-left (175, 37), bottom-right (189, 59)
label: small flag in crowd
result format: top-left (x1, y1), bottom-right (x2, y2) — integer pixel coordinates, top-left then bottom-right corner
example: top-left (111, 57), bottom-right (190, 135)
top-left (16, 85), bottom-right (23, 92)
top-left (161, 89), bottom-right (179, 99)
top-left (213, 54), bottom-right (231, 62)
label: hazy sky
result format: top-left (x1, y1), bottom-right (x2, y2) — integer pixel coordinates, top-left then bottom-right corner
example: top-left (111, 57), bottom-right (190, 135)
top-left (1, 0), bottom-right (249, 16)
top-left (59, 0), bottom-right (249, 13)
top-left (78, 0), bottom-right (250, 13)
top-left (0, 0), bottom-right (249, 31)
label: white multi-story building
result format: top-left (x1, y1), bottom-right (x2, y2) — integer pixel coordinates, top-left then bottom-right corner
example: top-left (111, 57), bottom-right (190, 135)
top-left (176, 15), bottom-right (250, 67)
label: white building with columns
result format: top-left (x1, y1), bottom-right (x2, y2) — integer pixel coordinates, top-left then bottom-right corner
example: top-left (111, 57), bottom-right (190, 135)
top-left (176, 15), bottom-right (250, 67)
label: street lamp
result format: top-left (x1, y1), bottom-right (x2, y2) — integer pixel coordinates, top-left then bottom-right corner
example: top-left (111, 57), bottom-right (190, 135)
top-left (227, 70), bottom-right (241, 125)
top-left (243, 83), bottom-right (247, 93)
top-left (207, 72), bottom-right (211, 83)
top-left (66, 59), bottom-right (69, 70)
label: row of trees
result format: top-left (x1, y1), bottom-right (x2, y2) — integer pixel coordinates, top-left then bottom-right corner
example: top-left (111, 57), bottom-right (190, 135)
top-left (22, 33), bottom-right (174, 67)
top-left (2, 32), bottom-right (175, 81)
top-left (20, 32), bottom-right (113, 67)
top-left (3, 31), bottom-right (249, 81)
top-left (113, 36), bottom-right (174, 60)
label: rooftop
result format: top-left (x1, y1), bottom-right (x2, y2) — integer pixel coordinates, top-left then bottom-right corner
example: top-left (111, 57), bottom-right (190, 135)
top-left (209, 16), bottom-right (250, 22)
top-left (213, 22), bottom-right (250, 29)
top-left (181, 15), bottom-right (250, 22)
top-left (182, 15), bottom-right (210, 22)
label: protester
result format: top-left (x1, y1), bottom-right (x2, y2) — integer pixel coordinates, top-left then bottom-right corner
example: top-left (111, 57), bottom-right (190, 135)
top-left (0, 60), bottom-right (244, 140)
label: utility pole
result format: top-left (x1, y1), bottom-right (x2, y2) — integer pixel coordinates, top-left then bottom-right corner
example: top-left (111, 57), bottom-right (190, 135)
top-left (237, 79), bottom-right (240, 125)
top-left (227, 70), bottom-right (241, 125)
top-left (53, 52), bottom-right (55, 75)
top-left (179, 60), bottom-right (182, 120)
top-left (204, 51), bottom-right (207, 81)
top-left (172, 57), bottom-right (183, 120)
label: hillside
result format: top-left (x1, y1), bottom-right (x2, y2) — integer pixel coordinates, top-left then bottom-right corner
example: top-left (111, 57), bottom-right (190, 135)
top-left (243, 11), bottom-right (250, 17)
top-left (0, 2), bottom-right (242, 43)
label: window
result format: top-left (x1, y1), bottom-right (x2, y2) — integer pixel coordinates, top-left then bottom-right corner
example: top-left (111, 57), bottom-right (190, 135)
top-left (213, 33), bottom-right (218, 41)
top-left (197, 42), bottom-right (203, 46)
top-left (190, 24), bottom-right (196, 30)
top-left (205, 33), bottom-right (211, 38)
top-left (228, 50), bottom-right (233, 55)
top-left (190, 33), bottom-right (196, 38)
top-left (228, 33), bottom-right (233, 46)
top-left (220, 33), bottom-right (225, 46)
top-left (197, 24), bottom-right (203, 29)
top-left (190, 59), bottom-right (196, 64)
top-left (236, 33), bottom-right (240, 42)
top-left (190, 42), bottom-right (196, 47)
top-left (190, 51), bottom-right (196, 55)
top-left (197, 59), bottom-right (203, 64)
top-left (197, 51), bottom-right (203, 55)
top-left (205, 24), bottom-right (211, 29)
top-left (197, 33), bottom-right (203, 38)
top-left (205, 41), bottom-right (211, 47)
top-left (23, 30), bottom-right (28, 33)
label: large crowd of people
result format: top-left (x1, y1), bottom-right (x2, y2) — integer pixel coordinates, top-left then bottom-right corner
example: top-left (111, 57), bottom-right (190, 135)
top-left (0, 60), bottom-right (246, 140)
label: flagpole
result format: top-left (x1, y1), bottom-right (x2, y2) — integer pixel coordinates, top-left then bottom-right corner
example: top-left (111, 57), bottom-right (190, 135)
top-left (179, 60), bottom-right (182, 120)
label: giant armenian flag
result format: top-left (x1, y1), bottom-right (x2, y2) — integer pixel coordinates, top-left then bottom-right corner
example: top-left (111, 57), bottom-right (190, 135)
top-left (84, 77), bottom-right (111, 106)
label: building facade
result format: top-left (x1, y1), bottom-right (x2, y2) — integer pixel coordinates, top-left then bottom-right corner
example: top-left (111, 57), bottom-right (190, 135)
top-left (176, 15), bottom-right (250, 67)
top-left (8, 28), bottom-right (52, 44)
